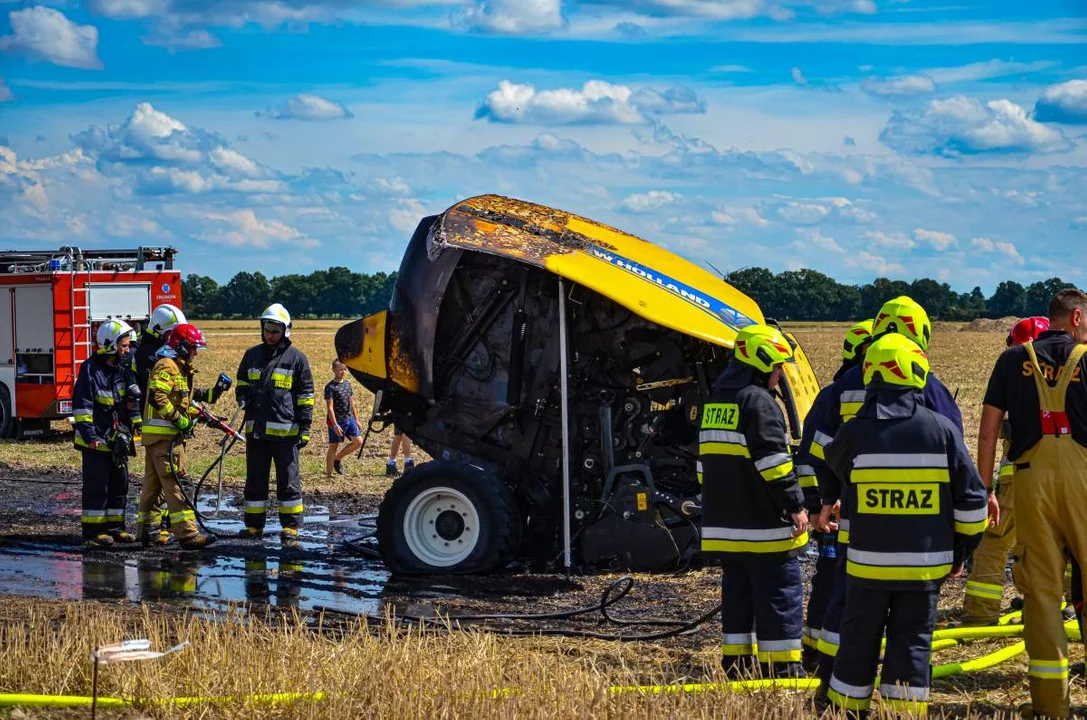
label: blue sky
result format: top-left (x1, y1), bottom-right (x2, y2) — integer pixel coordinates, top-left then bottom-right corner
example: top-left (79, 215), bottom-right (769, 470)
top-left (0, 0), bottom-right (1084, 291)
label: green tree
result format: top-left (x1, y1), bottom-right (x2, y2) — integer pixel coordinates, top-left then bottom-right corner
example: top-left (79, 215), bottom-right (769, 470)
top-left (181, 274), bottom-right (221, 318)
top-left (987, 281), bottom-right (1025, 317)
top-left (1024, 278), bottom-right (1076, 316)
top-left (220, 272), bottom-right (271, 318)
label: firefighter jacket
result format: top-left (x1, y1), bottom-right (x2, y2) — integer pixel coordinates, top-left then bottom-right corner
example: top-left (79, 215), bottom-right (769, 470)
top-left (823, 386), bottom-right (988, 591)
top-left (699, 363), bottom-right (808, 556)
top-left (802, 363), bottom-right (963, 545)
top-left (132, 330), bottom-right (165, 400)
top-left (142, 355), bottom-right (198, 446)
top-left (793, 359), bottom-right (862, 513)
top-left (235, 339), bottom-right (315, 442)
top-left (73, 355), bottom-right (141, 453)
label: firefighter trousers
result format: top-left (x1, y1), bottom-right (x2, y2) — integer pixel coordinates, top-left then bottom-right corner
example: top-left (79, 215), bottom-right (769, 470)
top-left (804, 531), bottom-right (837, 663)
top-left (816, 542), bottom-right (849, 688)
top-left (1011, 342), bottom-right (1087, 719)
top-left (828, 582), bottom-right (939, 717)
top-left (719, 553), bottom-right (804, 675)
top-left (80, 449), bottom-right (129, 540)
top-left (138, 440), bottom-right (198, 541)
top-left (963, 477), bottom-right (1016, 624)
top-left (244, 438), bottom-right (304, 532)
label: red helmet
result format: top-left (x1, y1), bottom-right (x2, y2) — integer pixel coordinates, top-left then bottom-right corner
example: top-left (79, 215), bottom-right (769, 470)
top-left (166, 323), bottom-right (208, 357)
top-left (1007, 316), bottom-right (1050, 346)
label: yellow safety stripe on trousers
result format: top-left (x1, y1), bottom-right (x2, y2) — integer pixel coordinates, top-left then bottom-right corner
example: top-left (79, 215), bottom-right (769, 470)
top-left (245, 501), bottom-right (267, 514)
top-left (802, 627), bottom-right (819, 649)
top-left (755, 453), bottom-right (794, 482)
top-left (817, 629), bottom-right (840, 657)
top-left (1028, 658), bottom-right (1069, 679)
top-left (137, 510), bottom-right (163, 523)
top-left (851, 468), bottom-right (950, 484)
top-left (828, 689), bottom-right (872, 712)
top-left (810, 431), bottom-right (833, 460)
top-left (279, 501), bottom-right (304, 515)
top-left (756, 639), bottom-right (802, 664)
top-left (169, 509), bottom-right (196, 524)
top-left (82, 510), bottom-right (107, 524)
top-left (106, 509), bottom-right (125, 522)
top-left (721, 643), bottom-right (756, 655)
top-left (170, 577), bottom-right (197, 593)
top-left (965, 580), bottom-right (1004, 601)
top-left (883, 698), bottom-right (928, 715)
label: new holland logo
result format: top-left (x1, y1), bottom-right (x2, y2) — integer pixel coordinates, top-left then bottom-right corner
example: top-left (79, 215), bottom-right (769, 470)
top-left (587, 244), bottom-right (756, 330)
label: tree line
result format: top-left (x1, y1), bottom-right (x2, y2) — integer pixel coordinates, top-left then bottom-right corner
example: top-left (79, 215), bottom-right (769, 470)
top-left (724, 269), bottom-right (1080, 322)
top-left (182, 265), bottom-right (1078, 322)
top-left (182, 268), bottom-right (398, 319)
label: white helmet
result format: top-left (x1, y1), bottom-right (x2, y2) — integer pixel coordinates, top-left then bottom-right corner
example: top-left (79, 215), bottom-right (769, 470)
top-left (96, 319), bottom-right (135, 355)
top-left (149, 303), bottom-right (186, 337)
top-left (260, 303), bottom-right (292, 338)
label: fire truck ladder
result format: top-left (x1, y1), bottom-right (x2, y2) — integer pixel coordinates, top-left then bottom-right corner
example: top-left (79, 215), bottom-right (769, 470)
top-left (69, 277), bottom-right (91, 379)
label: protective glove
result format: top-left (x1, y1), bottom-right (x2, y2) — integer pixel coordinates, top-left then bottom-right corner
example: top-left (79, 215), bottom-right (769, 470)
top-left (177, 415), bottom-right (195, 433)
top-left (296, 433), bottom-right (310, 450)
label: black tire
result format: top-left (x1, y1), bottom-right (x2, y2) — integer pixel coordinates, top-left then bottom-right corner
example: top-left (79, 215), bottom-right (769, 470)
top-left (377, 460), bottom-right (520, 575)
top-left (0, 384), bottom-right (13, 440)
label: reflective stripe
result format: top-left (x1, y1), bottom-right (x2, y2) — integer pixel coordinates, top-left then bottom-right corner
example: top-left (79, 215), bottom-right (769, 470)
top-left (884, 699), bottom-right (928, 715)
top-left (811, 431), bottom-right (833, 459)
top-left (272, 367), bottom-right (295, 377)
top-left (755, 453), bottom-right (791, 471)
top-left (998, 459), bottom-right (1015, 477)
top-left (757, 638), bottom-right (802, 652)
top-left (704, 526), bottom-right (798, 542)
top-left (245, 501), bottom-right (267, 514)
top-left (74, 435), bottom-right (112, 452)
top-left (853, 453), bottom-right (948, 468)
top-left (700, 442), bottom-right (750, 458)
top-left (703, 532), bottom-right (808, 554)
top-left (853, 468), bottom-right (950, 484)
top-left (841, 390), bottom-right (866, 404)
top-left (722, 643), bottom-right (756, 655)
top-left (82, 510), bottom-right (107, 524)
top-left (799, 474), bottom-right (818, 489)
top-left (296, 393), bottom-right (315, 407)
top-left (248, 368), bottom-right (262, 380)
top-left (838, 517), bottom-right (850, 545)
top-left (106, 508), bottom-right (125, 522)
top-left (828, 675), bottom-right (873, 710)
top-left (797, 464), bottom-right (815, 477)
top-left (955, 506), bottom-right (988, 523)
top-left (848, 562), bottom-right (952, 582)
top-left (74, 412), bottom-right (93, 422)
top-left (758, 648), bottom-right (802, 663)
top-left (965, 580), bottom-right (1004, 600)
top-left (848, 549), bottom-right (953, 566)
top-left (95, 391), bottom-right (116, 406)
top-left (700, 429), bottom-right (746, 445)
top-left (722, 632), bottom-right (757, 645)
top-left (279, 501), bottom-right (304, 515)
top-left (1029, 659), bottom-right (1069, 678)
top-left (879, 683), bottom-right (930, 701)
top-left (169, 509), bottom-right (196, 524)
top-left (265, 421), bottom-right (299, 437)
top-left (245, 420), bottom-right (255, 434)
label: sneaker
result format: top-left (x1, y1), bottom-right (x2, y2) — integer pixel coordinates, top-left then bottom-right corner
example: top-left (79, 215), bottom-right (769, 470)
top-left (385, 461), bottom-right (398, 476)
top-left (237, 527), bottom-right (262, 539)
top-left (84, 534), bottom-right (115, 549)
top-left (110, 531), bottom-right (138, 544)
top-left (404, 458), bottom-right (415, 471)
top-left (179, 534), bottom-right (217, 550)
top-left (334, 459), bottom-right (344, 476)
top-left (281, 529), bottom-right (300, 550)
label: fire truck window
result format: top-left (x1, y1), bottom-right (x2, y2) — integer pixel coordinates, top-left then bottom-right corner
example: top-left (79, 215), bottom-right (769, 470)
top-left (16, 352), bottom-right (54, 384)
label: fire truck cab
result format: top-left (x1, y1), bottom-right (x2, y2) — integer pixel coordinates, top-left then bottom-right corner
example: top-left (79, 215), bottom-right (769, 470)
top-left (0, 246), bottom-right (181, 439)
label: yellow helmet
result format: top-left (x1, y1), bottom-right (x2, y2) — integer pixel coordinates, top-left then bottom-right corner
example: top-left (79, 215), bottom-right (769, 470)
top-left (862, 334), bottom-right (929, 390)
top-left (842, 319), bottom-right (874, 361)
top-left (873, 296), bottom-right (932, 351)
top-left (733, 325), bottom-right (794, 374)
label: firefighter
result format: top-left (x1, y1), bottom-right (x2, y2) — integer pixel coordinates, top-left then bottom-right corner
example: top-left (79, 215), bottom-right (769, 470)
top-left (797, 319), bottom-right (873, 669)
top-left (808, 295), bottom-right (964, 692)
top-left (139, 323), bottom-right (223, 549)
top-left (235, 303), bottom-right (314, 550)
top-left (960, 316), bottom-right (1050, 625)
top-left (823, 333), bottom-right (988, 716)
top-left (699, 324), bottom-right (808, 679)
top-left (978, 289), bottom-right (1087, 719)
top-left (73, 319), bottom-right (141, 547)
top-left (133, 303), bottom-right (187, 398)
top-left (131, 303), bottom-right (187, 544)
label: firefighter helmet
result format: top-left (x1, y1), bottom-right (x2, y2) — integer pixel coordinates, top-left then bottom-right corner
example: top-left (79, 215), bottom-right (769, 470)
top-left (733, 325), bottom-right (794, 374)
top-left (1008, 316), bottom-right (1050, 347)
top-left (863, 334), bottom-right (929, 390)
top-left (166, 323), bottom-right (208, 358)
top-left (873, 296), bottom-right (932, 351)
top-left (148, 303), bottom-right (186, 338)
top-left (260, 303), bottom-right (292, 338)
top-left (842, 319), bottom-right (874, 361)
top-left (96, 319), bottom-right (135, 355)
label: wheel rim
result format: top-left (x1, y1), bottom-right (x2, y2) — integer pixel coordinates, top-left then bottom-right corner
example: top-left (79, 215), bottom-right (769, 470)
top-left (402, 486), bottom-right (480, 568)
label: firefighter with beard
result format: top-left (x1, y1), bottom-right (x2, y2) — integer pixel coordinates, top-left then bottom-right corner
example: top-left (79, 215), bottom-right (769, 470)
top-left (822, 333), bottom-right (987, 716)
top-left (796, 319), bottom-right (872, 670)
top-left (235, 303), bottom-right (314, 550)
top-left (73, 319), bottom-right (141, 547)
top-left (699, 324), bottom-right (809, 679)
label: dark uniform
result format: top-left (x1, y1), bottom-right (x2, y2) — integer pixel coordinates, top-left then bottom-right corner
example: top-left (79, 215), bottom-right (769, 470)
top-left (983, 329), bottom-right (1087, 717)
top-left (235, 337), bottom-right (314, 535)
top-left (133, 329), bottom-right (166, 400)
top-left (823, 386), bottom-right (987, 715)
top-left (73, 353), bottom-right (141, 540)
top-left (806, 363), bottom-right (963, 685)
top-left (700, 362), bottom-right (808, 677)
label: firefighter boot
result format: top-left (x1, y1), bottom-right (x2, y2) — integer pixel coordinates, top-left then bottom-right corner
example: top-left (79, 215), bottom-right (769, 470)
top-left (179, 534), bottom-right (217, 551)
top-left (281, 527), bottom-right (300, 550)
top-left (110, 530), bottom-right (138, 544)
top-left (84, 534), bottom-right (116, 549)
top-left (237, 527), bottom-right (262, 539)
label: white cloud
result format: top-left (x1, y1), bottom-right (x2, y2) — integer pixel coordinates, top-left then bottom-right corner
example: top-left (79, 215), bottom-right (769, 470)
top-left (971, 236), bottom-right (1024, 265)
top-left (880, 95), bottom-right (1071, 157)
top-left (0, 6), bottom-right (102, 69)
top-left (0, 77), bottom-right (12, 102)
top-left (105, 214), bottom-right (170, 238)
top-left (257, 93), bottom-right (353, 121)
top-left (620, 190), bottom-right (680, 213)
top-left (389, 198), bottom-right (428, 233)
top-left (711, 205), bottom-right (769, 227)
top-left (769, 196), bottom-right (873, 225)
top-left (793, 227), bottom-right (844, 253)
top-left (475, 79), bottom-right (705, 125)
top-left (458, 0), bottom-right (565, 34)
top-left (202, 209), bottom-right (317, 248)
top-left (790, 66), bottom-right (807, 85)
top-left (926, 59), bottom-right (1058, 85)
top-left (913, 227), bottom-right (957, 250)
top-left (862, 229), bottom-right (913, 250)
top-left (848, 250), bottom-right (907, 276)
top-left (1034, 79), bottom-right (1087, 125)
top-left (708, 64), bottom-right (751, 73)
top-left (860, 74), bottom-right (935, 97)
top-left (777, 201), bottom-right (830, 224)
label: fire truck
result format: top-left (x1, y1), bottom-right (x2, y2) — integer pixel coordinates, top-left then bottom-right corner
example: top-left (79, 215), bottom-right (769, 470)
top-left (0, 246), bottom-right (181, 439)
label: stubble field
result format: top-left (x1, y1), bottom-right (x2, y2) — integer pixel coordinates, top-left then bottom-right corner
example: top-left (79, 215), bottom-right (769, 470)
top-left (0, 318), bottom-right (1080, 719)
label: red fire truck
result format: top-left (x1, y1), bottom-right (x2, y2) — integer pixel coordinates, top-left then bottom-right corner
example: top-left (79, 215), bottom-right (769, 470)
top-left (0, 246), bottom-right (181, 439)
